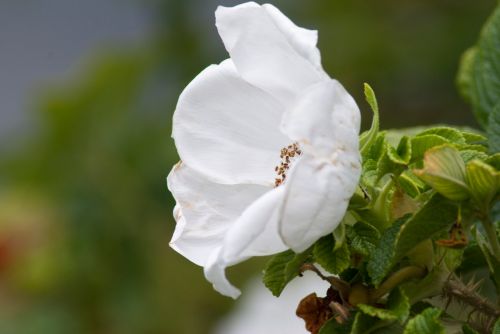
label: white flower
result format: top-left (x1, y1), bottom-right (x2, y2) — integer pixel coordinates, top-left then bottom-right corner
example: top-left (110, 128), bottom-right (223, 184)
top-left (168, 2), bottom-right (361, 298)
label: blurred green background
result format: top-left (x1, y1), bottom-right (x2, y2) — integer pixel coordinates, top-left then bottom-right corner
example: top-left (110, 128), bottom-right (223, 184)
top-left (0, 0), bottom-right (495, 333)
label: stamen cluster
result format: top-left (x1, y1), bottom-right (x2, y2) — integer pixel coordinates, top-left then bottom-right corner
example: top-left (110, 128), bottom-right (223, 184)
top-left (274, 143), bottom-right (302, 187)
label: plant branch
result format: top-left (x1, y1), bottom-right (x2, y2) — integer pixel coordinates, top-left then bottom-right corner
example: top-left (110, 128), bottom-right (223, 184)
top-left (443, 276), bottom-right (500, 320)
top-left (370, 266), bottom-right (427, 302)
top-left (300, 263), bottom-right (350, 300)
top-left (480, 213), bottom-right (500, 262)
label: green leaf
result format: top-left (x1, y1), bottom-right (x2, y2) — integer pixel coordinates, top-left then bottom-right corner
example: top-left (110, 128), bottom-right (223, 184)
top-left (262, 249), bottom-right (311, 297)
top-left (398, 171), bottom-right (426, 198)
top-left (457, 47), bottom-right (478, 105)
top-left (333, 222), bottom-right (347, 251)
top-left (457, 143), bottom-right (488, 153)
top-left (460, 130), bottom-right (487, 144)
top-left (357, 288), bottom-right (410, 324)
top-left (402, 265), bottom-right (450, 304)
top-left (360, 83), bottom-right (380, 158)
top-left (361, 159), bottom-right (379, 188)
top-left (413, 145), bottom-right (470, 201)
top-left (368, 195), bottom-right (457, 286)
top-left (364, 132), bottom-right (387, 162)
top-left (376, 136), bottom-right (412, 181)
top-left (443, 247), bottom-right (464, 272)
top-left (465, 159), bottom-right (500, 210)
top-left (406, 240), bottom-right (434, 271)
top-left (351, 312), bottom-right (378, 334)
top-left (313, 234), bottom-right (350, 275)
top-left (371, 178), bottom-right (396, 229)
top-left (347, 222), bottom-right (381, 256)
top-left (486, 153), bottom-right (500, 169)
top-left (367, 216), bottom-right (408, 286)
top-left (416, 127), bottom-right (466, 144)
top-left (410, 135), bottom-right (450, 162)
top-left (371, 323), bottom-right (405, 334)
top-left (488, 103), bottom-right (500, 153)
top-left (377, 149), bottom-right (401, 180)
top-left (318, 313), bottom-right (355, 334)
top-left (457, 242), bottom-right (487, 273)
top-left (402, 308), bottom-right (444, 334)
top-left (462, 324), bottom-right (480, 334)
top-left (394, 195), bottom-right (457, 260)
top-left (388, 136), bottom-right (412, 165)
top-left (474, 227), bottom-right (500, 291)
top-left (353, 208), bottom-right (390, 235)
top-left (493, 318), bottom-right (500, 334)
top-left (459, 149), bottom-right (489, 163)
top-left (484, 153), bottom-right (500, 170)
top-left (457, 5), bottom-right (500, 128)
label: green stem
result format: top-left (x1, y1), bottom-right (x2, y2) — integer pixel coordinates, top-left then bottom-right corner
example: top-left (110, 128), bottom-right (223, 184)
top-left (370, 266), bottom-right (427, 302)
top-left (481, 214), bottom-right (500, 262)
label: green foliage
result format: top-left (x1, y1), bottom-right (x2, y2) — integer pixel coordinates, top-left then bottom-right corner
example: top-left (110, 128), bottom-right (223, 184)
top-left (465, 159), bottom-right (500, 210)
top-left (493, 318), bottom-right (500, 334)
top-left (402, 308), bottom-right (444, 334)
top-left (394, 195), bottom-right (457, 265)
top-left (357, 288), bottom-right (410, 323)
top-left (413, 145), bottom-right (470, 201)
top-left (388, 136), bottom-right (412, 165)
top-left (262, 249), bottom-right (311, 297)
top-left (461, 131), bottom-right (487, 144)
top-left (368, 195), bottom-right (457, 286)
top-left (350, 313), bottom-right (377, 334)
top-left (488, 103), bottom-right (500, 153)
top-left (367, 216), bottom-right (407, 286)
top-left (462, 324), bottom-right (480, 334)
top-left (457, 47), bottom-right (477, 106)
top-left (409, 135), bottom-right (450, 161)
top-left (457, 242), bottom-right (487, 273)
top-left (486, 153), bottom-right (500, 169)
top-left (313, 234), bottom-right (351, 275)
top-left (460, 149), bottom-right (489, 163)
top-left (473, 227), bottom-right (500, 290)
top-left (457, 4), bottom-right (500, 128)
top-left (398, 171), bottom-right (425, 198)
top-left (417, 127), bottom-right (468, 144)
top-left (318, 314), bottom-right (355, 334)
top-left (360, 83), bottom-right (380, 158)
top-left (346, 222), bottom-right (380, 256)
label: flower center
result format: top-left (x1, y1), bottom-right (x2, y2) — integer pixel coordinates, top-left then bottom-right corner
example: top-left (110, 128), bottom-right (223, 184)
top-left (274, 142), bottom-right (302, 187)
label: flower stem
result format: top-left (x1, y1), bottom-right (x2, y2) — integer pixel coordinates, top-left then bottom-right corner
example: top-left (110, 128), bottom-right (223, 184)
top-left (370, 266), bottom-right (427, 302)
top-left (481, 214), bottom-right (500, 262)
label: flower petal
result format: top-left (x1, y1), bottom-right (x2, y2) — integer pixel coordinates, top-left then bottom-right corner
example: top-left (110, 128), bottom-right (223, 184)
top-left (215, 2), bottom-right (326, 104)
top-left (173, 59), bottom-right (289, 185)
top-left (222, 187), bottom-right (288, 261)
top-left (204, 247), bottom-right (242, 299)
top-left (168, 162), bottom-right (268, 266)
top-left (281, 79), bottom-right (361, 158)
top-left (279, 154), bottom-right (361, 252)
top-left (278, 80), bottom-right (361, 251)
top-left (262, 4), bottom-right (322, 71)
top-left (205, 187), bottom-right (288, 298)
